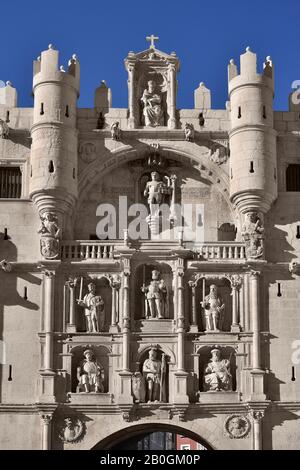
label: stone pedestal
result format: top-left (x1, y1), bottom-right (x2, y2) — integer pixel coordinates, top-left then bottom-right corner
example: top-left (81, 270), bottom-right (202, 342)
top-left (38, 371), bottom-right (57, 403)
top-left (250, 369), bottom-right (266, 401)
top-left (118, 371), bottom-right (133, 404)
top-left (173, 372), bottom-right (189, 404)
top-left (138, 319), bottom-right (173, 333)
top-left (68, 392), bottom-right (113, 404)
top-left (199, 391), bottom-right (240, 403)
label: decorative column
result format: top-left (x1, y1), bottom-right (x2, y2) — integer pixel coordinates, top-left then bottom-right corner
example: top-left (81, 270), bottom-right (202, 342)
top-left (66, 277), bottom-right (77, 333)
top-left (39, 269), bottom-right (56, 403)
top-left (174, 258), bottom-right (189, 404)
top-left (251, 410), bottom-right (265, 450)
top-left (127, 61), bottom-right (136, 129)
top-left (188, 279), bottom-right (198, 332)
top-left (118, 258), bottom-right (133, 404)
top-left (40, 413), bottom-right (53, 450)
top-left (168, 63), bottom-right (177, 129)
top-left (250, 271), bottom-right (260, 370)
top-left (249, 271), bottom-right (265, 400)
top-left (44, 270), bottom-right (55, 371)
top-left (109, 274), bottom-right (121, 333)
top-left (228, 274), bottom-right (242, 332)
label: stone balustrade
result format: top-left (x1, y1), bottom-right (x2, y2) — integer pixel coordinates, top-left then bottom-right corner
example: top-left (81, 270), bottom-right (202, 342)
top-left (61, 241), bottom-right (118, 260)
top-left (194, 242), bottom-right (246, 260)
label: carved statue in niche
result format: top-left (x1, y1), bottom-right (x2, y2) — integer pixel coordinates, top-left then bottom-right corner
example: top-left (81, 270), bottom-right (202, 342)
top-left (241, 211), bottom-right (264, 259)
top-left (142, 347), bottom-right (167, 402)
top-left (201, 284), bottom-right (225, 331)
top-left (141, 80), bottom-right (164, 127)
top-left (143, 171), bottom-right (175, 218)
top-left (131, 371), bottom-right (146, 403)
top-left (184, 123), bottom-right (194, 142)
top-left (76, 349), bottom-right (104, 393)
top-left (204, 348), bottom-right (232, 391)
top-left (111, 121), bottom-right (121, 140)
top-left (0, 118), bottom-right (9, 139)
top-left (38, 211), bottom-right (61, 259)
top-left (141, 269), bottom-right (167, 319)
top-left (77, 281), bottom-right (105, 332)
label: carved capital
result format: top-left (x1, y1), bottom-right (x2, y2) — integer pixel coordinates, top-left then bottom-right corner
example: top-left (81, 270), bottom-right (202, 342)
top-left (44, 270), bottom-right (55, 279)
top-left (251, 410), bottom-right (265, 422)
top-left (41, 414), bottom-right (53, 425)
top-left (249, 270), bottom-right (260, 279)
top-left (226, 274), bottom-right (243, 289)
top-left (66, 277), bottom-right (78, 289)
top-left (109, 274), bottom-right (121, 290)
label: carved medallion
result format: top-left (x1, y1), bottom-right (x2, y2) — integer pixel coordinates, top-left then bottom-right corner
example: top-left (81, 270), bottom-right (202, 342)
top-left (224, 414), bottom-right (250, 439)
top-left (58, 417), bottom-right (85, 443)
top-left (78, 142), bottom-right (97, 163)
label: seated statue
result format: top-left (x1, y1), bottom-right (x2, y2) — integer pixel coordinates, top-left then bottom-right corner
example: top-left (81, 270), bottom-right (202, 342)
top-left (141, 80), bottom-right (164, 127)
top-left (76, 349), bottom-right (104, 393)
top-left (201, 284), bottom-right (225, 331)
top-left (204, 348), bottom-right (232, 391)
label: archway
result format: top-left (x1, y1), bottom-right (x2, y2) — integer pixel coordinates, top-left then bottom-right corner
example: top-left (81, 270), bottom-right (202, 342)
top-left (91, 423), bottom-right (213, 450)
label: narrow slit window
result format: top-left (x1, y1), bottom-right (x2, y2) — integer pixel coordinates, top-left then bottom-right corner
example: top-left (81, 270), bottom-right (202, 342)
top-left (249, 161), bottom-right (254, 173)
top-left (263, 106), bottom-right (266, 119)
top-left (238, 106), bottom-right (241, 119)
top-left (65, 105), bottom-right (69, 118)
top-left (40, 103), bottom-right (44, 115)
top-left (6, 110), bottom-right (10, 123)
top-left (48, 160), bottom-right (54, 173)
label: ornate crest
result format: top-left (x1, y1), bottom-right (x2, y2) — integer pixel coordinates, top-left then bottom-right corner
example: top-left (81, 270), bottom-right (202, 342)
top-left (40, 237), bottom-right (60, 259)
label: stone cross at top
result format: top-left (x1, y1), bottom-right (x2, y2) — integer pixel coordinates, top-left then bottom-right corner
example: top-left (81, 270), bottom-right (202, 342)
top-left (146, 34), bottom-right (159, 49)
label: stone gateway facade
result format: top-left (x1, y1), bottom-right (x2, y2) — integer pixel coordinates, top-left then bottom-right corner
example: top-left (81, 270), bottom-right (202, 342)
top-left (0, 39), bottom-right (300, 450)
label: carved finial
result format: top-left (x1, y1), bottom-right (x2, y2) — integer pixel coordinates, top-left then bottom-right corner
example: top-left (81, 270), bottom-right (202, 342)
top-left (72, 54), bottom-right (77, 61)
top-left (199, 81), bottom-right (205, 87)
top-left (37, 56), bottom-right (41, 61)
top-left (48, 44), bottom-right (53, 50)
top-left (146, 34), bottom-right (159, 49)
top-left (59, 65), bottom-right (65, 72)
top-left (6, 81), bottom-right (12, 87)
top-left (266, 55), bottom-right (271, 62)
top-left (245, 46), bottom-right (251, 52)
top-left (229, 58), bottom-right (235, 65)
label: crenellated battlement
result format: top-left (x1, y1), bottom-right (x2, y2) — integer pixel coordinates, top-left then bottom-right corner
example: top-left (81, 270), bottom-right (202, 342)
top-left (228, 47), bottom-right (274, 96)
top-left (33, 44), bottom-right (80, 95)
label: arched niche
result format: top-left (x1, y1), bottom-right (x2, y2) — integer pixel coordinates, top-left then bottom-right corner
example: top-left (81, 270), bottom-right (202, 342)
top-left (196, 345), bottom-right (237, 393)
top-left (189, 275), bottom-right (232, 332)
top-left (134, 345), bottom-right (170, 404)
top-left (75, 145), bottom-right (238, 242)
top-left (75, 276), bottom-right (112, 332)
top-left (137, 73), bottom-right (168, 126)
top-left (133, 262), bottom-right (174, 321)
top-left (70, 345), bottom-right (111, 393)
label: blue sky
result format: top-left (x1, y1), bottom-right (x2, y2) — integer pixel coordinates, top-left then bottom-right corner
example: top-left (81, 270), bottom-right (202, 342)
top-left (0, 0), bottom-right (298, 110)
